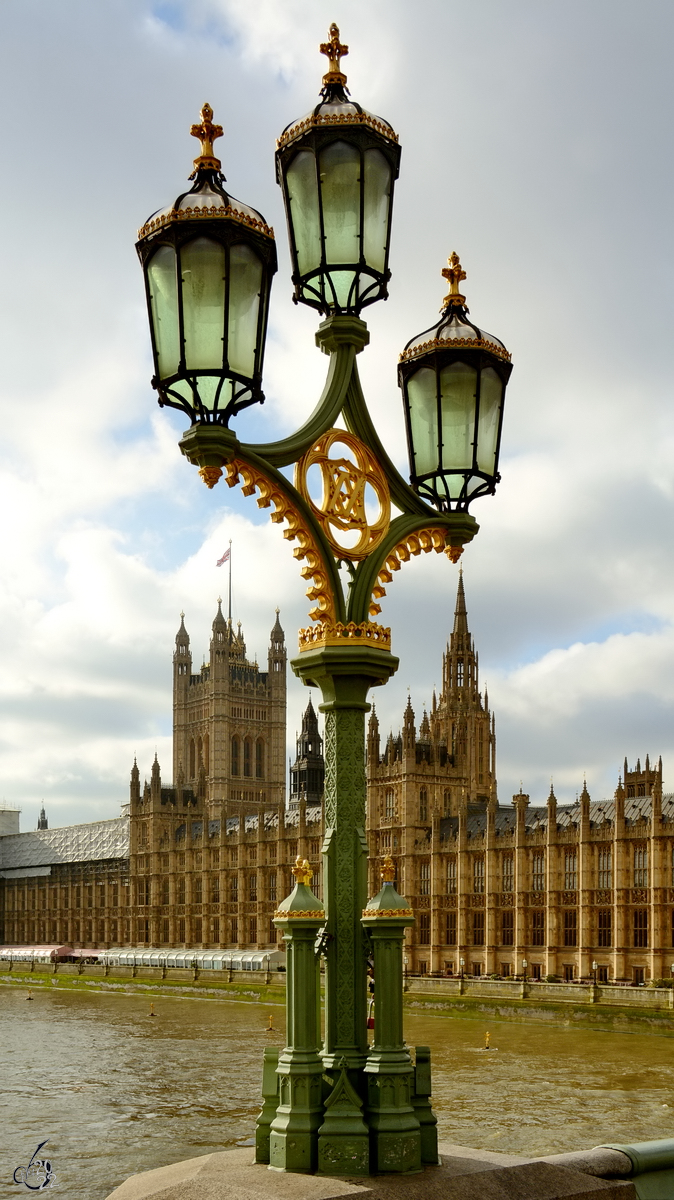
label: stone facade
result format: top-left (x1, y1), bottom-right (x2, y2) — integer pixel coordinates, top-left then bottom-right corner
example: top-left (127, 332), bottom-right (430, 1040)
top-left (2, 585), bottom-right (674, 983)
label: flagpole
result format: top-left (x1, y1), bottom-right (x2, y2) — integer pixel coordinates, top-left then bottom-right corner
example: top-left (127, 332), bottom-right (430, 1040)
top-left (228, 540), bottom-right (232, 622)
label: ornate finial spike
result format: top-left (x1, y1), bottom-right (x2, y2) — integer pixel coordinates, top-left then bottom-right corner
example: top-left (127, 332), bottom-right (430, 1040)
top-left (441, 251), bottom-right (467, 309)
top-left (292, 855), bottom-right (314, 886)
top-left (320, 22), bottom-right (349, 86)
top-left (190, 102), bottom-right (224, 175)
top-left (381, 855), bottom-right (395, 883)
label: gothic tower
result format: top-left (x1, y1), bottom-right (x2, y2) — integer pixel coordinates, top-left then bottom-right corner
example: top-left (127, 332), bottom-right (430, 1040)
top-left (289, 696), bottom-right (325, 809)
top-left (171, 603), bottom-right (287, 812)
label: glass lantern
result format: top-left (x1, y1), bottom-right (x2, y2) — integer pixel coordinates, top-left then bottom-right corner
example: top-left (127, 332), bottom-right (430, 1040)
top-left (136, 104), bottom-right (277, 426)
top-left (276, 25), bottom-right (401, 315)
top-left (398, 254), bottom-right (513, 512)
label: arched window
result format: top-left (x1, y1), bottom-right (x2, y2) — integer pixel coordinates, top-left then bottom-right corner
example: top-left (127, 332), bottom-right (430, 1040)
top-left (204, 734), bottom-right (210, 773)
top-left (189, 739), bottom-right (195, 778)
top-left (443, 788), bottom-right (451, 817)
top-left (385, 788), bottom-right (395, 820)
top-left (419, 788), bottom-right (428, 823)
top-left (231, 736), bottom-right (240, 776)
top-left (255, 738), bottom-right (265, 780)
top-left (244, 736), bottom-right (252, 778)
top-left (197, 736), bottom-right (203, 767)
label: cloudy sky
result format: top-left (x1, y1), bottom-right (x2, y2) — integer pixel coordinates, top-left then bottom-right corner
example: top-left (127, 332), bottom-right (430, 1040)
top-left (1, 0), bottom-right (673, 828)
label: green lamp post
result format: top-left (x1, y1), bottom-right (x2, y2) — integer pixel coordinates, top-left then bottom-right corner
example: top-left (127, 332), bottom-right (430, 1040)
top-left (137, 23), bottom-right (513, 1177)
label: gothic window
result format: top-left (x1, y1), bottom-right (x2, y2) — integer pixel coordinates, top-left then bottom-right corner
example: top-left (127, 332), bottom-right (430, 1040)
top-left (230, 877), bottom-right (238, 902)
top-left (269, 873), bottom-right (277, 903)
top-left (563, 910), bottom-right (577, 946)
top-left (385, 789), bottom-right (395, 820)
top-left (443, 789), bottom-right (451, 817)
top-left (532, 853), bottom-right (545, 892)
top-left (633, 909), bottom-right (648, 948)
top-left (249, 874), bottom-right (258, 902)
top-left (531, 911), bottom-right (545, 946)
top-left (472, 911), bottom-right (485, 946)
top-left (419, 913), bottom-right (431, 944)
top-left (177, 878), bottom-right (186, 904)
top-left (456, 661), bottom-right (464, 686)
top-left (230, 917), bottom-right (238, 943)
top-left (194, 917), bottom-right (202, 942)
top-left (447, 858), bottom-right (457, 894)
top-left (204, 734), bottom-right (210, 773)
top-left (419, 788), bottom-right (428, 823)
top-left (244, 737), bottom-right (252, 778)
top-left (231, 736), bottom-right (240, 777)
top-left (634, 846), bottom-right (648, 887)
top-left (197, 736), bottom-right (203, 768)
top-left (638, 783), bottom-right (646, 797)
top-left (211, 876), bottom-right (220, 903)
top-left (249, 915), bottom-right (257, 943)
top-left (189, 739), bottom-right (195, 778)
top-left (598, 909), bottom-right (612, 947)
top-left (269, 844), bottom-right (277, 864)
top-left (256, 738), bottom-right (265, 780)
top-left (502, 854), bottom-right (513, 893)
top-left (194, 877), bottom-right (203, 904)
top-left (270, 917), bottom-right (278, 942)
top-left (445, 911), bottom-right (457, 945)
top-left (564, 851), bottom-right (578, 891)
top-left (473, 856), bottom-right (485, 894)
top-left (501, 910), bottom-right (514, 946)
top-left (161, 878), bottom-right (169, 904)
top-left (598, 848), bottom-right (612, 889)
top-left (212, 916), bottom-right (220, 943)
top-left (419, 860), bottom-right (430, 896)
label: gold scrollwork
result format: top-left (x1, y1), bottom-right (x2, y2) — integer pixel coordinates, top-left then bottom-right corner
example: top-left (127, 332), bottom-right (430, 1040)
top-left (362, 908), bottom-right (414, 919)
top-left (296, 428), bottom-right (390, 562)
top-left (369, 527), bottom-right (459, 617)
top-left (224, 458), bottom-right (336, 625)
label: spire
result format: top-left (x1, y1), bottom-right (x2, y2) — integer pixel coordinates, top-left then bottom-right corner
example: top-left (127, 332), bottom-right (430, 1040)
top-left (452, 568), bottom-right (469, 637)
top-left (212, 597), bottom-right (227, 631)
top-left (176, 612), bottom-right (189, 644)
top-left (37, 805), bottom-right (48, 831)
top-left (271, 607), bottom-right (284, 640)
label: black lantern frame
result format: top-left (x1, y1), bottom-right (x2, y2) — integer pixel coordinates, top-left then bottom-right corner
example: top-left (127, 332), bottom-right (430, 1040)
top-left (136, 118), bottom-right (277, 428)
top-left (275, 29), bottom-right (401, 317)
top-left (398, 258), bottom-right (512, 513)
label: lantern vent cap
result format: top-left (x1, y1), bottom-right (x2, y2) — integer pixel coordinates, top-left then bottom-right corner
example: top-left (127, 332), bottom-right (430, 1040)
top-left (137, 103), bottom-right (275, 243)
top-left (399, 254), bottom-right (511, 365)
top-left (276, 23), bottom-right (398, 149)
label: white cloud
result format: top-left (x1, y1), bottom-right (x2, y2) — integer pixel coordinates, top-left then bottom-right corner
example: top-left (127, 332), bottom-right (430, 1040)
top-left (0, 0), bottom-right (673, 826)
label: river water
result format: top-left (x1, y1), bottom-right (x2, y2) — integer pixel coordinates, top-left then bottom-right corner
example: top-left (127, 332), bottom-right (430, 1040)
top-left (2, 985), bottom-right (673, 1198)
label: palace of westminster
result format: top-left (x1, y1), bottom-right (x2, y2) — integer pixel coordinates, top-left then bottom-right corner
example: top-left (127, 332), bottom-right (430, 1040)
top-left (2, 580), bottom-right (674, 984)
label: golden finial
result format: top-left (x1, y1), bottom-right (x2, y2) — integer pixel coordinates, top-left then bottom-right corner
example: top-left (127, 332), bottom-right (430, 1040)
top-left (320, 23), bottom-right (349, 86)
top-left (441, 252), bottom-right (467, 309)
top-left (190, 102), bottom-right (223, 175)
top-left (292, 855), bottom-right (314, 887)
top-left (381, 855), bottom-right (395, 883)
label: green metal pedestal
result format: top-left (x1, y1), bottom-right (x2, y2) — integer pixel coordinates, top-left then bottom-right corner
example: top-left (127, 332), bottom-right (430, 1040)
top-left (362, 873), bottom-right (422, 1173)
top-left (268, 871), bottom-right (325, 1173)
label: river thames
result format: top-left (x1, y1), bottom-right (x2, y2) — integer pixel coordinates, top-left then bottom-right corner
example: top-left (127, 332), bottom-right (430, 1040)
top-left (2, 986), bottom-right (673, 1198)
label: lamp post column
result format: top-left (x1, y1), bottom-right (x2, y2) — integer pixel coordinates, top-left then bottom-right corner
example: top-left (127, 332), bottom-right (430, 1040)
top-left (293, 644), bottom-right (399, 1084)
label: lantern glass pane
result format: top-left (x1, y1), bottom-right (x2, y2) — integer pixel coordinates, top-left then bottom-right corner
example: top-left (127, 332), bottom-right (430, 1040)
top-left (362, 148), bottom-right (391, 272)
top-left (147, 245), bottom-right (180, 378)
top-left (228, 243), bottom-right (263, 377)
top-left (319, 141), bottom-right (360, 264)
top-left (407, 366), bottom-right (438, 476)
top-left (477, 366), bottom-right (503, 475)
top-left (286, 150), bottom-right (321, 274)
top-left (181, 237), bottom-right (226, 370)
top-left (439, 362), bottom-right (476, 470)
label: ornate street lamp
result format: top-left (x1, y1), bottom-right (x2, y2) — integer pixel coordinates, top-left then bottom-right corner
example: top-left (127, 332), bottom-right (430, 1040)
top-left (399, 252), bottom-right (513, 512)
top-left (138, 24), bottom-right (513, 1179)
top-left (276, 24), bottom-right (401, 315)
top-left (136, 104), bottom-right (277, 426)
